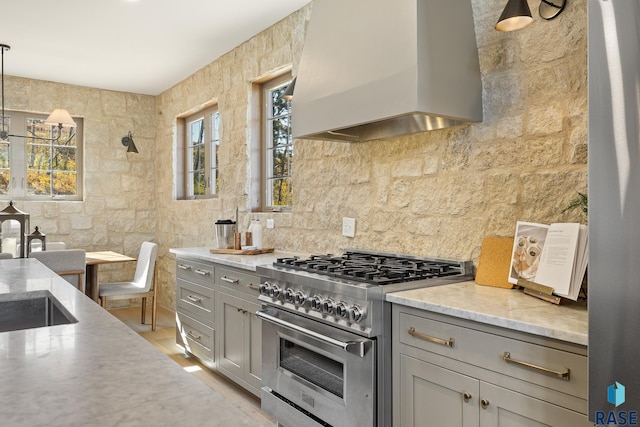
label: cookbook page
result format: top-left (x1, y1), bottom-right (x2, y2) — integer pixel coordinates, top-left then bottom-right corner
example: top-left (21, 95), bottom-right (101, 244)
top-left (508, 221), bottom-right (550, 285)
top-left (533, 222), bottom-right (581, 298)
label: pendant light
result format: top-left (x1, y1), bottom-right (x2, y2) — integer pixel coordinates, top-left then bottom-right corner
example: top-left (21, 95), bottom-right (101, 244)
top-left (0, 43), bottom-right (76, 142)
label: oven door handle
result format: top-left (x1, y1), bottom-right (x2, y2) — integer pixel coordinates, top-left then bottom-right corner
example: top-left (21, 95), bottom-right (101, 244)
top-left (256, 310), bottom-right (370, 358)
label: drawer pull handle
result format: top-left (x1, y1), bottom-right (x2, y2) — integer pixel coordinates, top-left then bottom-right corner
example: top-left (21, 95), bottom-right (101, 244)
top-left (178, 264), bottom-right (192, 270)
top-left (237, 308), bottom-right (249, 314)
top-left (248, 283), bottom-right (260, 291)
top-left (195, 269), bottom-right (211, 276)
top-left (481, 399), bottom-right (490, 409)
top-left (503, 352), bottom-right (570, 380)
top-left (187, 331), bottom-right (202, 341)
top-left (408, 327), bottom-right (455, 348)
top-left (221, 275), bottom-right (240, 284)
top-left (187, 295), bottom-right (202, 303)
top-left (463, 392), bottom-right (472, 403)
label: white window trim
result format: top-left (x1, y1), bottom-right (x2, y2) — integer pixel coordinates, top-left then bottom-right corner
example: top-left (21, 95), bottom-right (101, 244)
top-left (0, 110), bottom-right (83, 201)
top-left (256, 73), bottom-right (293, 211)
top-left (176, 104), bottom-right (220, 200)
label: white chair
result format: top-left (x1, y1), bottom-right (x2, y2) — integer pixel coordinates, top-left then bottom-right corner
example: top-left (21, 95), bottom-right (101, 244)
top-left (24, 241), bottom-right (66, 254)
top-left (29, 249), bottom-right (86, 290)
top-left (98, 242), bottom-right (159, 331)
top-left (46, 242), bottom-right (67, 251)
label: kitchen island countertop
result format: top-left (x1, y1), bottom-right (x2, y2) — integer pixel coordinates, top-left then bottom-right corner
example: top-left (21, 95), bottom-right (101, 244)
top-left (0, 258), bottom-right (273, 426)
top-left (169, 246), bottom-right (305, 271)
top-left (386, 281), bottom-right (588, 346)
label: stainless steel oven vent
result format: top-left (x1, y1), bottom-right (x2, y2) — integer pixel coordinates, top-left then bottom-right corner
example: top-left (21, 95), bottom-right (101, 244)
top-left (292, 0), bottom-right (483, 142)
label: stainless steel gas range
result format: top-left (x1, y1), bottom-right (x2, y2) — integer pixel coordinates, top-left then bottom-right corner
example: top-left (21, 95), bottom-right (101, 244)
top-left (256, 250), bottom-right (473, 427)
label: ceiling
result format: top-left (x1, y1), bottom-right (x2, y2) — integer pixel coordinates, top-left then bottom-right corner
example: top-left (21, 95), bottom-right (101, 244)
top-left (1, 0), bottom-right (311, 96)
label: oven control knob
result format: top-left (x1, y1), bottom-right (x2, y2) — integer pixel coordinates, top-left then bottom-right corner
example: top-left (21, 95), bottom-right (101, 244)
top-left (335, 301), bottom-right (349, 318)
top-left (348, 305), bottom-right (365, 323)
top-left (321, 298), bottom-right (335, 314)
top-left (293, 291), bottom-right (308, 306)
top-left (283, 288), bottom-right (295, 303)
top-left (268, 284), bottom-right (281, 299)
top-left (259, 282), bottom-right (271, 296)
top-left (309, 295), bottom-right (323, 311)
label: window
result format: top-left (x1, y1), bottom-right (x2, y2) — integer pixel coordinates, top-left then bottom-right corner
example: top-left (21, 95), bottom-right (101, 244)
top-left (0, 110), bottom-right (83, 200)
top-left (261, 75), bottom-right (293, 209)
top-left (178, 105), bottom-right (220, 199)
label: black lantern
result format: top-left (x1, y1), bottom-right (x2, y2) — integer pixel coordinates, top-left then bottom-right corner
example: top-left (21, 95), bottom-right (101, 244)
top-left (0, 201), bottom-right (30, 258)
top-left (27, 226), bottom-right (46, 256)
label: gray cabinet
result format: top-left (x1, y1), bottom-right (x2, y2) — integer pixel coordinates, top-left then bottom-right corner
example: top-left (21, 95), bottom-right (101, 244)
top-left (392, 304), bottom-right (591, 427)
top-left (480, 382), bottom-right (592, 427)
top-left (400, 353), bottom-right (478, 427)
top-left (174, 257), bottom-right (262, 395)
top-left (216, 265), bottom-right (262, 396)
top-left (175, 258), bottom-right (216, 369)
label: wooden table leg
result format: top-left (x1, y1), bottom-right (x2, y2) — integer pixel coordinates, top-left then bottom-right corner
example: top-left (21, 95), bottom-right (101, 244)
top-left (86, 264), bottom-right (99, 302)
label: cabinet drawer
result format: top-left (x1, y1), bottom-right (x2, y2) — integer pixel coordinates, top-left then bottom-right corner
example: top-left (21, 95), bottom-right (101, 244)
top-left (176, 279), bottom-right (214, 325)
top-left (215, 266), bottom-right (260, 297)
top-left (176, 258), bottom-right (214, 287)
top-left (177, 312), bottom-right (215, 366)
top-left (398, 312), bottom-right (587, 399)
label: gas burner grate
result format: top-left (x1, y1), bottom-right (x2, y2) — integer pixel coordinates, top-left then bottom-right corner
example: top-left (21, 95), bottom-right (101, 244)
top-left (273, 251), bottom-right (464, 285)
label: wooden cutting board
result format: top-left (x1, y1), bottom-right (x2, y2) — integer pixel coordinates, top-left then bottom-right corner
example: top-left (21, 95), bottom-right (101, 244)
top-left (209, 248), bottom-right (274, 255)
top-left (475, 237), bottom-right (515, 289)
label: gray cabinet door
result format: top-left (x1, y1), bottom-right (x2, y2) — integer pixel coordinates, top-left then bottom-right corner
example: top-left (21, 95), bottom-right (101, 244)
top-left (218, 292), bottom-right (262, 394)
top-left (218, 292), bottom-right (245, 379)
top-left (399, 353), bottom-right (479, 427)
top-left (479, 382), bottom-right (591, 427)
top-left (246, 299), bottom-right (262, 390)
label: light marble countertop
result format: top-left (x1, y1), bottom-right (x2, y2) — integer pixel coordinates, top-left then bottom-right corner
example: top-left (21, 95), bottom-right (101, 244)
top-left (170, 248), bottom-right (588, 346)
top-left (386, 281), bottom-right (588, 346)
top-left (0, 258), bottom-right (273, 427)
top-left (169, 247), bottom-right (305, 271)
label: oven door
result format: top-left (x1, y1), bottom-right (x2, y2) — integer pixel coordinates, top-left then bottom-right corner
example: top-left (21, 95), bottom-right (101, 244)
top-left (257, 306), bottom-right (375, 427)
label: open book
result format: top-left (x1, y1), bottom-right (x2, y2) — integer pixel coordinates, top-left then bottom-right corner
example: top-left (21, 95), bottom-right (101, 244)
top-left (508, 221), bottom-right (588, 300)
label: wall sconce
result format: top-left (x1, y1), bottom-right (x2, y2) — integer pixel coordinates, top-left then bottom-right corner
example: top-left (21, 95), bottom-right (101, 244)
top-left (281, 77), bottom-right (296, 101)
top-left (495, 0), bottom-right (566, 32)
top-left (121, 131), bottom-right (139, 153)
top-left (0, 44), bottom-right (77, 142)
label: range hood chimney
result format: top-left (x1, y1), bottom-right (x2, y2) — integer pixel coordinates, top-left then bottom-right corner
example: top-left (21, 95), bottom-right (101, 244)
top-left (292, 0), bottom-right (483, 142)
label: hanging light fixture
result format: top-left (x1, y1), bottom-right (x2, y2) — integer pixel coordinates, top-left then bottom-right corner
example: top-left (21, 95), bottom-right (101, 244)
top-left (495, 0), bottom-right (533, 31)
top-left (121, 131), bottom-right (139, 153)
top-left (0, 43), bottom-right (76, 142)
top-left (495, 0), bottom-right (566, 32)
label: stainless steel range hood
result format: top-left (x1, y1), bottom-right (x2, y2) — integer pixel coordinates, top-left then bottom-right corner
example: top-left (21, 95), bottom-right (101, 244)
top-left (292, 0), bottom-right (483, 142)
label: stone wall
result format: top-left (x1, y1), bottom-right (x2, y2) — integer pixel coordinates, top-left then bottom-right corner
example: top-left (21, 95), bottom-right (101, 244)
top-left (154, 0), bottom-right (587, 308)
top-left (2, 0), bottom-right (587, 310)
top-left (2, 76), bottom-right (157, 286)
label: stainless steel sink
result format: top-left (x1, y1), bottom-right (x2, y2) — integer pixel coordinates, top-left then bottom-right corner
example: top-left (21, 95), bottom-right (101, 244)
top-left (0, 291), bottom-right (78, 332)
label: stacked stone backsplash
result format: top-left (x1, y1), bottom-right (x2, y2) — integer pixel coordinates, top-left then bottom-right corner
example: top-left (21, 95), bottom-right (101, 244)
top-left (2, 0), bottom-right (587, 310)
top-left (156, 0), bottom-right (587, 308)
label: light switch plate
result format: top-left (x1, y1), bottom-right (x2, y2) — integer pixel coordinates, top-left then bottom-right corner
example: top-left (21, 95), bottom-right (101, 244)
top-left (342, 217), bottom-right (356, 238)
top-left (266, 218), bottom-right (275, 229)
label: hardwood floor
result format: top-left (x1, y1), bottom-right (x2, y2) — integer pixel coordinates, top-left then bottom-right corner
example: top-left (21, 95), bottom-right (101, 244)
top-left (108, 305), bottom-right (276, 426)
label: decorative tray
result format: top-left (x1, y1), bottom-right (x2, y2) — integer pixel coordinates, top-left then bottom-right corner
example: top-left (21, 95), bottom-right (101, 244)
top-left (209, 248), bottom-right (274, 255)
